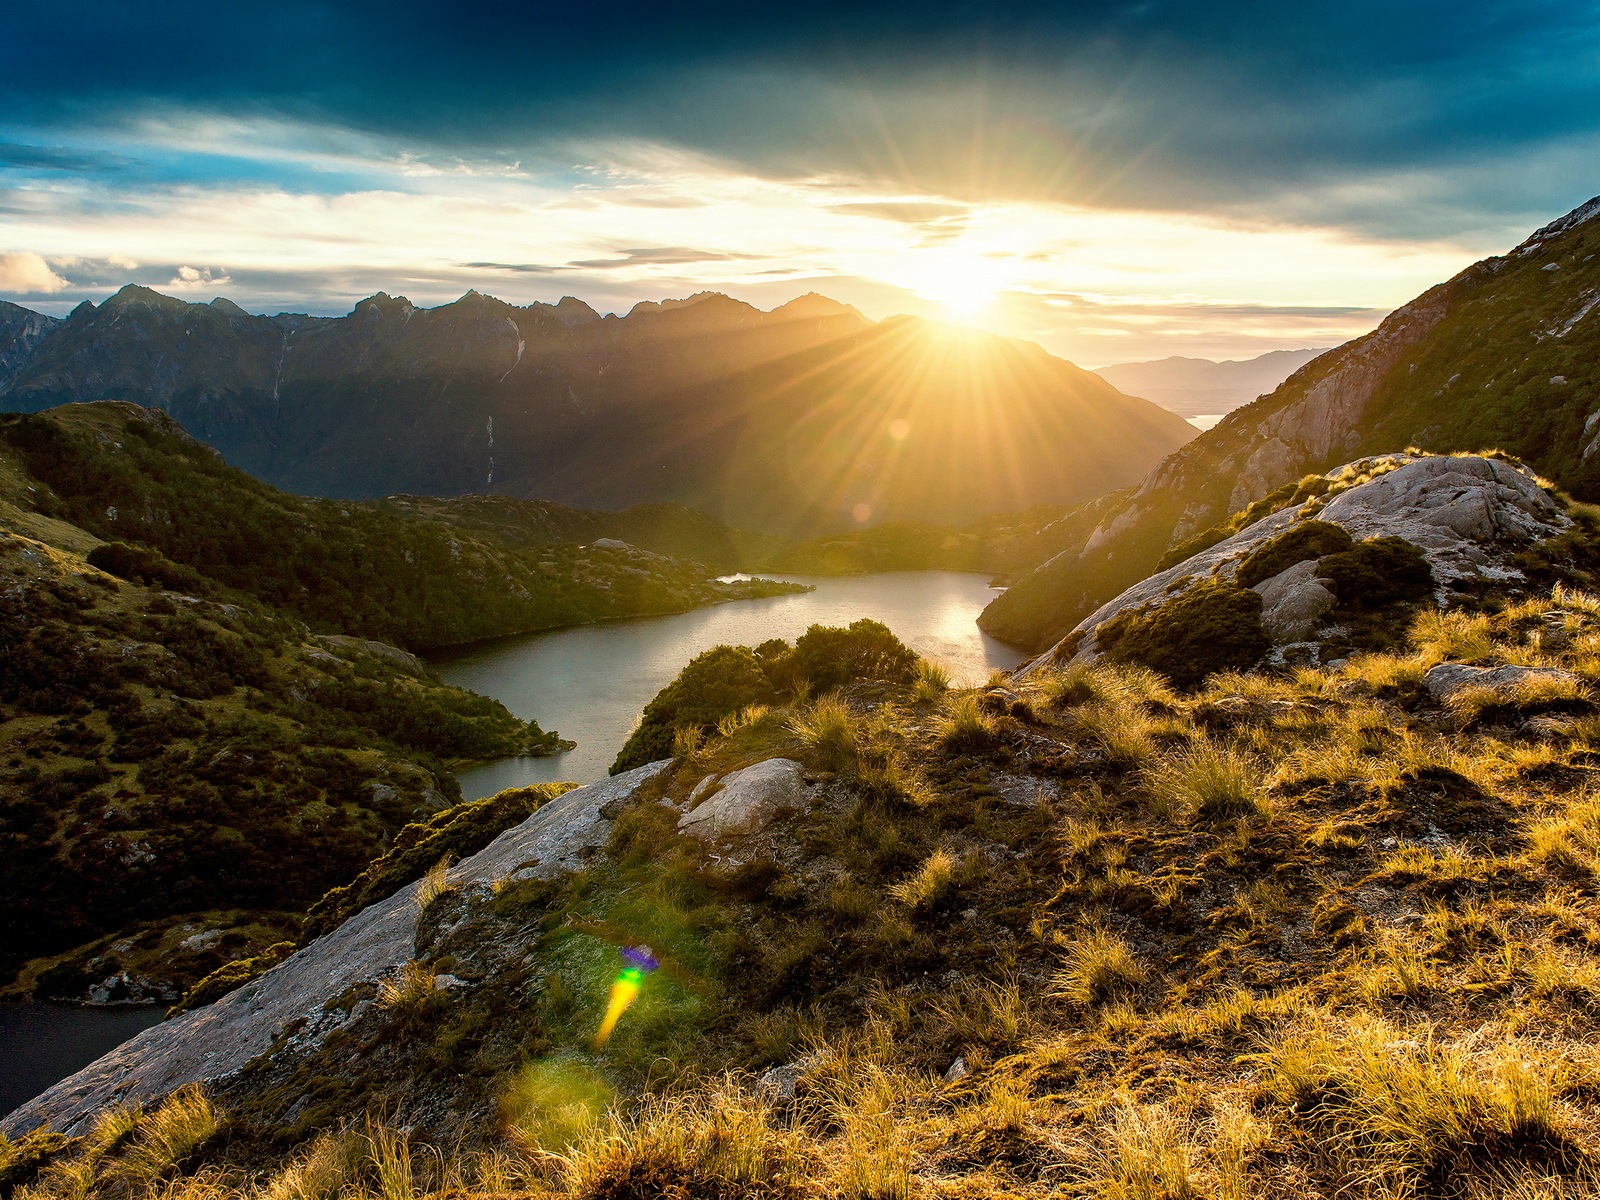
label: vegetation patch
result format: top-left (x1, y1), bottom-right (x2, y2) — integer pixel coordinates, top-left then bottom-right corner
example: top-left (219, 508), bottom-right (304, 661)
top-left (1233, 519), bottom-right (1355, 588)
top-left (1315, 535), bottom-right (1435, 607)
top-left (1096, 580), bottom-right (1269, 689)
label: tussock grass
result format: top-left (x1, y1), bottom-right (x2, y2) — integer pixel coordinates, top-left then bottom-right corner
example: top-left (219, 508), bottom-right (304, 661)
top-left (1413, 609), bottom-right (1497, 664)
top-left (1143, 738), bottom-right (1267, 822)
top-left (671, 724), bottom-right (706, 763)
top-left (926, 975), bottom-right (1036, 1056)
top-left (413, 856), bottom-right (455, 912)
top-left (912, 658), bottom-right (950, 703)
top-left (1253, 1013), bottom-right (1588, 1195)
top-left (1051, 926), bottom-right (1146, 1008)
top-left (502, 1057), bottom-right (614, 1153)
top-left (118, 1086), bottom-right (217, 1185)
top-left (375, 959), bottom-right (436, 1012)
top-left (1075, 699), bottom-right (1166, 768)
top-left (716, 703), bottom-right (772, 739)
top-left (887, 847), bottom-right (957, 909)
top-left (935, 693), bottom-right (999, 753)
top-left (259, 1131), bottom-right (364, 1200)
top-left (558, 1081), bottom-right (808, 1200)
top-left (856, 752), bottom-right (938, 809)
top-left (789, 694), bottom-right (859, 770)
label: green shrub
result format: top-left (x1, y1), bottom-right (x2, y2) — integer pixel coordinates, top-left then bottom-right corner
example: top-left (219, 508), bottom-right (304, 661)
top-left (1316, 536), bottom-right (1434, 607)
top-left (86, 541), bottom-right (213, 595)
top-left (611, 645), bottom-right (777, 772)
top-left (1096, 582), bottom-right (1269, 690)
top-left (1234, 520), bottom-right (1354, 588)
top-left (167, 940), bottom-right (296, 1015)
top-left (612, 622), bottom-right (920, 773)
top-left (789, 619), bottom-right (918, 694)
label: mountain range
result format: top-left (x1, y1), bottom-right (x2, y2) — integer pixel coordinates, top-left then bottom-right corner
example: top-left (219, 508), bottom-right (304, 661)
top-left (1093, 347), bottom-right (1331, 418)
top-left (0, 289), bottom-right (1194, 537)
top-left (982, 194), bottom-right (1600, 651)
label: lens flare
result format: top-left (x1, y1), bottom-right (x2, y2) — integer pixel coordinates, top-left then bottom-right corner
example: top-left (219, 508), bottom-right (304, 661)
top-left (593, 945), bottom-right (659, 1048)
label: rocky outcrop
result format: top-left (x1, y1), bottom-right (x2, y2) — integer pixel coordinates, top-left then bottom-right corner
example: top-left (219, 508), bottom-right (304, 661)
top-left (1, 761), bottom-right (670, 1137)
top-left (1021, 454), bottom-right (1570, 674)
top-left (678, 758), bottom-right (814, 840)
top-left (1423, 663), bottom-right (1582, 701)
top-left (982, 194), bottom-right (1600, 653)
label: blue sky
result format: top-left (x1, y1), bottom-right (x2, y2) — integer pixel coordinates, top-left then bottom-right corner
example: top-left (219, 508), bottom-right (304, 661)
top-left (2, 1), bottom-right (1597, 363)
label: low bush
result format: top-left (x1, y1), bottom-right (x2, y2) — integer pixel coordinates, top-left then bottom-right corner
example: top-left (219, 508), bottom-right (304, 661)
top-left (86, 541), bottom-right (213, 595)
top-left (612, 622), bottom-right (920, 773)
top-left (1234, 520), bottom-right (1354, 588)
top-left (1096, 582), bottom-right (1269, 689)
top-left (1316, 536), bottom-right (1434, 607)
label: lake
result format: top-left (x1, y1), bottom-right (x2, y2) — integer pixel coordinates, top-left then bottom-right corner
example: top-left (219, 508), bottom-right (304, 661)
top-left (440, 571), bottom-right (1025, 798)
top-left (0, 571), bottom-right (1019, 1119)
top-left (0, 1004), bottom-right (165, 1117)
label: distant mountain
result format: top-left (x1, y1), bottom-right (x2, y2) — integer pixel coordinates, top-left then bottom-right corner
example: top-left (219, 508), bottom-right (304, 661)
top-left (0, 288), bottom-right (1194, 536)
top-left (1093, 348), bottom-right (1331, 419)
top-left (982, 194), bottom-right (1600, 651)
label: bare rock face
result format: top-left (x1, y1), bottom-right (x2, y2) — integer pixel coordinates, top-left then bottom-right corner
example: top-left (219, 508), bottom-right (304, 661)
top-left (2, 761), bottom-right (670, 1137)
top-left (1423, 663), bottom-right (1581, 700)
top-left (1253, 560), bottom-right (1338, 643)
top-left (1020, 454), bottom-right (1570, 676)
top-left (678, 758), bottom-right (813, 840)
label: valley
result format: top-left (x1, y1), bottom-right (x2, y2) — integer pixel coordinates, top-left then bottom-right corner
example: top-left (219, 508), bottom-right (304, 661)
top-left (4, 190), bottom-right (1600, 1200)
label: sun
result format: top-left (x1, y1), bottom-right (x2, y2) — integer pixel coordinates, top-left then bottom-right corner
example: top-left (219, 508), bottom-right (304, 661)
top-left (905, 248), bottom-right (1005, 324)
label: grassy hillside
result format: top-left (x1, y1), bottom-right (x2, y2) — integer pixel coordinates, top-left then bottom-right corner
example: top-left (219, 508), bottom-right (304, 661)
top-left (0, 402), bottom-right (803, 1001)
top-left (983, 196), bottom-right (1600, 652)
top-left (0, 522), bottom-right (560, 999)
top-left (14, 484), bottom-right (1600, 1198)
top-left (0, 403), bottom-right (802, 654)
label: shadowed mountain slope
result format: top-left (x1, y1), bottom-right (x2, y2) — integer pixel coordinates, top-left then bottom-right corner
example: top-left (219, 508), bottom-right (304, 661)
top-left (0, 289), bottom-right (1193, 536)
top-left (983, 194), bottom-right (1600, 651)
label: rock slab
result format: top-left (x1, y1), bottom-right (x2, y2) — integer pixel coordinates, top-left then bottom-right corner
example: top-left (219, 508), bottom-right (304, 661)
top-left (2, 761), bottom-right (670, 1137)
top-left (678, 758), bottom-right (811, 839)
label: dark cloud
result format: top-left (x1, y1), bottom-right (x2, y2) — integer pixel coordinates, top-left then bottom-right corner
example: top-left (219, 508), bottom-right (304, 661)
top-left (0, 142), bottom-right (133, 172)
top-left (2, 2), bottom-right (1597, 238)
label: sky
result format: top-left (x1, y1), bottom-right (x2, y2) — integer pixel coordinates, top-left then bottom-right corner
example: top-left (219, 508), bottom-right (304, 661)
top-left (1, 1), bottom-right (1597, 366)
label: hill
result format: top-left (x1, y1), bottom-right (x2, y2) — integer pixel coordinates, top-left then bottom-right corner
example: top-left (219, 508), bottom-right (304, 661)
top-left (0, 403), bottom-right (801, 655)
top-left (0, 289), bottom-right (1194, 536)
top-left (1094, 347), bottom-right (1331, 419)
top-left (10, 451), bottom-right (1600, 1200)
top-left (983, 194), bottom-right (1600, 652)
top-left (0, 402), bottom-right (800, 1001)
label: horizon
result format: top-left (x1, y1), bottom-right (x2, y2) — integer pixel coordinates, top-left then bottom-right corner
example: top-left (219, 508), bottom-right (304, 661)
top-left (4, 279), bottom-right (1341, 371)
top-left (3, 3), bottom-right (1597, 363)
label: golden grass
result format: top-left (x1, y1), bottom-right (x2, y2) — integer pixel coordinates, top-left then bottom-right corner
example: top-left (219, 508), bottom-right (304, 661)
top-left (1051, 925), bottom-right (1147, 1008)
top-left (789, 694), bottom-right (859, 770)
top-left (887, 847), bottom-right (958, 909)
top-left (1143, 737), bottom-right (1268, 822)
top-left (375, 960), bottom-right (436, 1012)
top-left (934, 693), bottom-right (999, 753)
top-left (912, 658), bottom-right (951, 703)
top-left (413, 857), bottom-right (454, 912)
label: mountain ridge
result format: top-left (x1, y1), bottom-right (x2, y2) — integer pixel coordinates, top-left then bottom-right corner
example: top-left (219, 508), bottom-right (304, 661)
top-left (982, 193), bottom-right (1600, 651)
top-left (0, 286), bottom-right (1193, 536)
top-left (1093, 347), bottom-right (1332, 418)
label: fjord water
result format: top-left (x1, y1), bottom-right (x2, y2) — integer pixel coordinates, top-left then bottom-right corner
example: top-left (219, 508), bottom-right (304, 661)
top-left (0, 1004), bottom-right (165, 1115)
top-left (440, 572), bottom-right (1025, 798)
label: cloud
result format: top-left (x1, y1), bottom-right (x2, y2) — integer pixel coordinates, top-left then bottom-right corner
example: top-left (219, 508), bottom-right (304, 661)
top-left (0, 251), bottom-right (71, 293)
top-left (168, 264), bottom-right (231, 288)
top-left (566, 246), bottom-right (768, 268)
